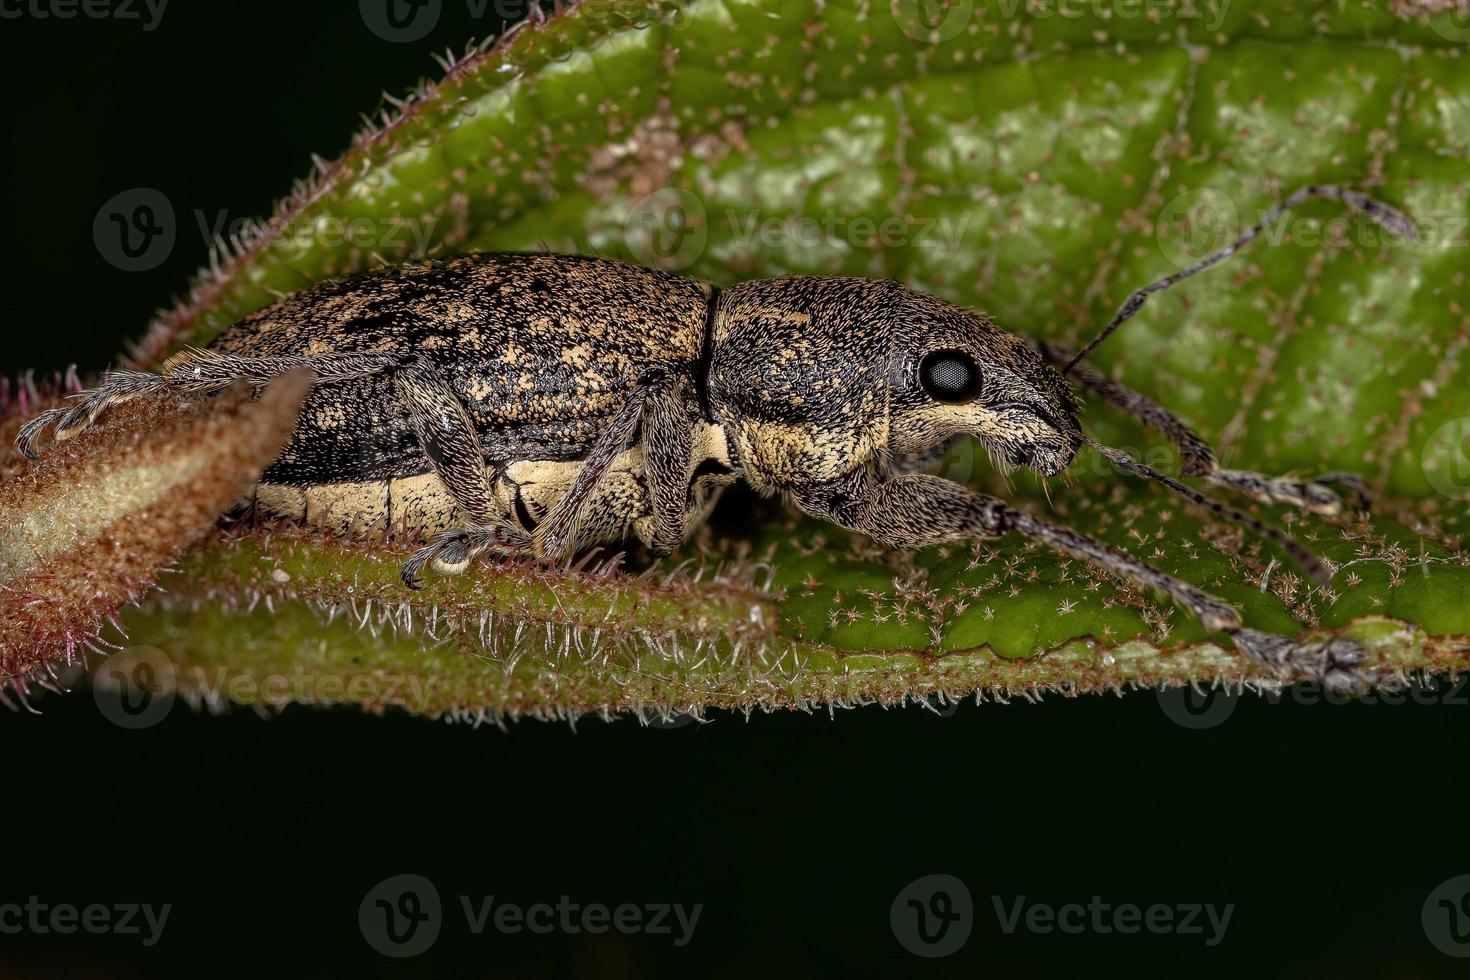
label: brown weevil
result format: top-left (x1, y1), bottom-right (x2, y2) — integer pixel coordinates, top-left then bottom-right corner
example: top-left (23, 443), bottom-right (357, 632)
top-left (16, 185), bottom-right (1417, 691)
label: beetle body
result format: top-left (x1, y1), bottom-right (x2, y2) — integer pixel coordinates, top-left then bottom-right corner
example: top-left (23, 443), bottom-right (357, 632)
top-left (190, 252), bottom-right (1077, 556)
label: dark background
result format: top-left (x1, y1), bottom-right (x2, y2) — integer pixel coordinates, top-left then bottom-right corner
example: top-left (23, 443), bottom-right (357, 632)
top-left (2, 3), bottom-right (1467, 976)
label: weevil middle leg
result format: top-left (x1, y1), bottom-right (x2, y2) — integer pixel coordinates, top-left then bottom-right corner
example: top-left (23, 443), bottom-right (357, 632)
top-left (403, 373), bottom-right (698, 586)
top-left (528, 377), bottom-right (696, 562)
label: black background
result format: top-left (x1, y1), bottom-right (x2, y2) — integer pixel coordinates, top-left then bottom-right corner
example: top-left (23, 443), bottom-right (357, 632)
top-left (1, 3), bottom-right (1467, 976)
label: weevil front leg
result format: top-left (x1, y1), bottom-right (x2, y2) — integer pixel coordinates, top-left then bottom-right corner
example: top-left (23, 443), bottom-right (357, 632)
top-left (1031, 338), bottom-right (1370, 516)
top-left (394, 357), bottom-right (530, 588)
top-left (792, 469), bottom-right (1372, 691)
top-left (14, 347), bottom-right (398, 458)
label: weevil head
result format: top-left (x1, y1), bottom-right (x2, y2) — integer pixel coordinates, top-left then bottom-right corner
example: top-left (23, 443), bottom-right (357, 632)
top-left (886, 289), bottom-right (1081, 476)
top-left (706, 277), bottom-right (1081, 489)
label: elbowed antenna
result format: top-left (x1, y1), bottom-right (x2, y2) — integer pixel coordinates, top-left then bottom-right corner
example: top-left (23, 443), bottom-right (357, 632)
top-left (1082, 436), bottom-right (1331, 588)
top-left (1063, 185), bottom-right (1419, 376)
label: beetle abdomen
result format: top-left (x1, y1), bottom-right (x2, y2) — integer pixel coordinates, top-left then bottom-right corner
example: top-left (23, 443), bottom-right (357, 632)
top-left (207, 252), bottom-right (712, 485)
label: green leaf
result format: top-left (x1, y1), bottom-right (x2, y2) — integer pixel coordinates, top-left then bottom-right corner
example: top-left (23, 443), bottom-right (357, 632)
top-left (6, 0), bottom-right (1470, 716)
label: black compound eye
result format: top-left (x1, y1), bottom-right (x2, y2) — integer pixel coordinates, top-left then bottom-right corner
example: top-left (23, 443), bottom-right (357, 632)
top-left (918, 349), bottom-right (983, 403)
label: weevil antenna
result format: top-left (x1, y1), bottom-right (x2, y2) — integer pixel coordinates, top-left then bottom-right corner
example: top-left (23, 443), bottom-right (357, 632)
top-left (1082, 436), bottom-right (1331, 588)
top-left (1062, 185), bottom-right (1418, 376)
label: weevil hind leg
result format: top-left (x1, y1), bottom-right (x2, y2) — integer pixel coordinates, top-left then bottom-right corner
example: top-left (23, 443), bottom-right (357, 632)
top-left (1032, 338), bottom-right (1369, 517)
top-left (14, 348), bottom-right (399, 459)
top-left (15, 370), bottom-right (168, 458)
top-left (791, 469), bottom-right (1379, 689)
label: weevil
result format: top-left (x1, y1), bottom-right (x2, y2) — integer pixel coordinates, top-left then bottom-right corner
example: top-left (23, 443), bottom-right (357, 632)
top-left (16, 185), bottom-right (1417, 690)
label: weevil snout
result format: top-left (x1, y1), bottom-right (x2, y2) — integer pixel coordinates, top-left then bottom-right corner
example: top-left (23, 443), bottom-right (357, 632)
top-left (887, 289), bottom-right (1082, 477)
top-left (993, 402), bottom-right (1080, 476)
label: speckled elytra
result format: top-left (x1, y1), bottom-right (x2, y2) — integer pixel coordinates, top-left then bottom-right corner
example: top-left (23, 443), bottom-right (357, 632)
top-left (16, 185), bottom-right (1417, 691)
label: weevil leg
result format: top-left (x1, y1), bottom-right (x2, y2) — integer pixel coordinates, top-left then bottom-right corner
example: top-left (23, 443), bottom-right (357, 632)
top-left (526, 377), bottom-right (697, 563)
top-left (791, 469), bottom-right (1375, 690)
top-left (529, 390), bottom-right (647, 562)
top-left (16, 370), bottom-right (169, 457)
top-left (393, 357), bottom-right (529, 588)
top-left (640, 382), bottom-right (697, 556)
top-left (13, 347), bottom-right (398, 459)
top-left (1030, 337), bottom-right (1370, 516)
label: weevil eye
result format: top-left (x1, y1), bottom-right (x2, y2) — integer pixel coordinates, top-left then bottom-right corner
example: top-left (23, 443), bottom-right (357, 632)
top-left (918, 350), bottom-right (983, 403)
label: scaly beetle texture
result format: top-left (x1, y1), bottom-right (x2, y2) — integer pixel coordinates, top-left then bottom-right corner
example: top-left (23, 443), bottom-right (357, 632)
top-left (15, 185), bottom-right (1418, 691)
